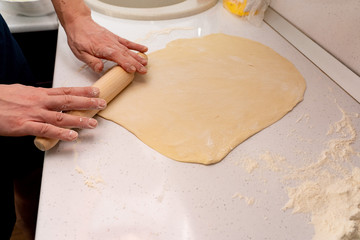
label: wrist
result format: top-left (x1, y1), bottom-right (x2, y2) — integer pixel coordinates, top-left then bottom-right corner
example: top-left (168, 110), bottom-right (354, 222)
top-left (52, 0), bottom-right (91, 30)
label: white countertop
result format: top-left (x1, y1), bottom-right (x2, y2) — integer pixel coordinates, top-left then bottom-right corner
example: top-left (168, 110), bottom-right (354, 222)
top-left (35, 2), bottom-right (360, 240)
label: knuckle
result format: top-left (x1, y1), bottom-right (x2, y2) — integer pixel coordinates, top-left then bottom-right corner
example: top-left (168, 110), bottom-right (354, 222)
top-left (109, 49), bottom-right (120, 59)
top-left (9, 117), bottom-right (24, 134)
top-left (64, 94), bottom-right (72, 104)
top-left (59, 105), bottom-right (67, 111)
top-left (89, 87), bottom-right (100, 97)
top-left (62, 87), bottom-right (72, 95)
top-left (57, 103), bottom-right (67, 111)
top-left (55, 112), bottom-right (64, 123)
top-left (88, 98), bottom-right (95, 107)
top-left (98, 46), bottom-right (115, 58)
top-left (121, 49), bottom-right (130, 58)
top-left (39, 123), bottom-right (50, 135)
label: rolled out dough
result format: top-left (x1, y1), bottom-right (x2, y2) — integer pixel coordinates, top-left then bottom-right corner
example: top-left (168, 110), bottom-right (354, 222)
top-left (98, 33), bottom-right (306, 165)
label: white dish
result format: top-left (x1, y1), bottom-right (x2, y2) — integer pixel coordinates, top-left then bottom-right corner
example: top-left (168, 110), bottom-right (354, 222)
top-left (0, 0), bottom-right (54, 17)
top-left (84, 0), bottom-right (218, 20)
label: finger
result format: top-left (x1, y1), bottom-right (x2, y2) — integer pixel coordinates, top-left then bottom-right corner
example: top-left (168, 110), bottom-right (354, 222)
top-left (121, 61), bottom-right (147, 74)
top-left (47, 86), bottom-right (101, 98)
top-left (89, 42), bottom-right (147, 74)
top-left (40, 111), bottom-right (98, 129)
top-left (46, 95), bottom-right (107, 112)
top-left (112, 51), bottom-right (147, 74)
top-left (118, 37), bottom-right (148, 53)
top-left (79, 52), bottom-right (104, 73)
top-left (129, 50), bottom-right (148, 66)
top-left (27, 122), bottom-right (78, 141)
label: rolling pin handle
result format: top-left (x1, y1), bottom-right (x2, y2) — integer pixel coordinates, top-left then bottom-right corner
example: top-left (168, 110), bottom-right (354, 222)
top-left (34, 137), bottom-right (60, 152)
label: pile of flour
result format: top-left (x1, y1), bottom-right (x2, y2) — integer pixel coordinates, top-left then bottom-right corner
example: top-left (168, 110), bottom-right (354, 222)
top-left (282, 107), bottom-right (360, 240)
top-left (237, 105), bottom-right (360, 240)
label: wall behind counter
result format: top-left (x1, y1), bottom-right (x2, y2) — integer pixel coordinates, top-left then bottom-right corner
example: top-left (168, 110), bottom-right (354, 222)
top-left (270, 0), bottom-right (360, 76)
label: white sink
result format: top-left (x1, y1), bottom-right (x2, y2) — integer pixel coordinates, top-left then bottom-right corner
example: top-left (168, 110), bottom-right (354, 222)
top-left (84, 0), bottom-right (218, 20)
top-left (0, 0), bottom-right (55, 17)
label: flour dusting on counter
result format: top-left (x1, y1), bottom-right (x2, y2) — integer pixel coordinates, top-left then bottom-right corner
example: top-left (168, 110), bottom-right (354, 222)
top-left (232, 193), bottom-right (256, 206)
top-left (283, 169), bottom-right (360, 240)
top-left (233, 157), bottom-right (259, 174)
top-left (135, 27), bottom-right (194, 43)
top-left (72, 139), bottom-right (105, 189)
top-left (282, 105), bottom-right (360, 240)
top-left (234, 103), bottom-right (360, 240)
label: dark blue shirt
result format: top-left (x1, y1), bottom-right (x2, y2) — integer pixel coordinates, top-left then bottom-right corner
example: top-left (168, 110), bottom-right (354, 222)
top-left (0, 14), bottom-right (34, 85)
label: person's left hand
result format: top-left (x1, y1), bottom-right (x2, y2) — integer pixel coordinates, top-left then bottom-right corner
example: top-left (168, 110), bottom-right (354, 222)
top-left (63, 15), bottom-right (148, 74)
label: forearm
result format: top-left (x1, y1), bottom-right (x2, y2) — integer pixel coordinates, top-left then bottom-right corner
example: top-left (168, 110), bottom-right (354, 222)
top-left (51, 0), bottom-right (91, 30)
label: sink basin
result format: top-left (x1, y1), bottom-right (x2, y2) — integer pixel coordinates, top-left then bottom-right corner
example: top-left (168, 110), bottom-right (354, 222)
top-left (0, 0), bottom-right (55, 17)
top-left (84, 0), bottom-right (218, 20)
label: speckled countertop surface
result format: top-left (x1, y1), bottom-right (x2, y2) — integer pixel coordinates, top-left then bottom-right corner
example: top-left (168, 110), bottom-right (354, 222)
top-left (35, 2), bottom-right (360, 240)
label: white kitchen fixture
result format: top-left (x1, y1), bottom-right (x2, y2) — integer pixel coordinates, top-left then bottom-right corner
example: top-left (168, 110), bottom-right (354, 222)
top-left (84, 0), bottom-right (218, 20)
top-left (0, 0), bottom-right (55, 17)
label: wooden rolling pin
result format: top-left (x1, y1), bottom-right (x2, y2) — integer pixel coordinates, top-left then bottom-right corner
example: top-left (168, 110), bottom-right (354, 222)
top-left (34, 53), bottom-right (147, 151)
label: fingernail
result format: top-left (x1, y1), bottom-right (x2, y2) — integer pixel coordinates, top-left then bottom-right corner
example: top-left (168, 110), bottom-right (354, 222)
top-left (68, 130), bottom-right (78, 141)
top-left (139, 53), bottom-right (147, 60)
top-left (140, 66), bottom-right (147, 73)
top-left (91, 87), bottom-right (100, 97)
top-left (129, 65), bottom-right (136, 72)
top-left (88, 118), bottom-right (98, 128)
top-left (98, 99), bottom-right (107, 109)
top-left (94, 62), bottom-right (103, 72)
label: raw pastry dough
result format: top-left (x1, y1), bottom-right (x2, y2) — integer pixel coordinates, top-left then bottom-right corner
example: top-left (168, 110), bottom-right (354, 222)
top-left (99, 34), bottom-right (306, 164)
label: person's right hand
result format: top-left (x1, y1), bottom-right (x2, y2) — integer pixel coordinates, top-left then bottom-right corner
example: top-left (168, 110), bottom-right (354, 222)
top-left (0, 84), bottom-right (106, 141)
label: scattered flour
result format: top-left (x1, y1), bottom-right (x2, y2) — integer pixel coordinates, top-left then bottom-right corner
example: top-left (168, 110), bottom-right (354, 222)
top-left (75, 164), bottom-right (104, 189)
top-left (259, 151), bottom-right (288, 173)
top-left (135, 27), bottom-right (194, 43)
top-left (242, 157), bottom-right (260, 174)
top-left (296, 113), bottom-right (310, 123)
top-left (283, 168), bottom-right (360, 240)
top-left (233, 103), bottom-right (360, 240)
top-left (72, 139), bottom-right (105, 189)
top-left (232, 193), bottom-right (256, 206)
top-left (283, 105), bottom-right (360, 240)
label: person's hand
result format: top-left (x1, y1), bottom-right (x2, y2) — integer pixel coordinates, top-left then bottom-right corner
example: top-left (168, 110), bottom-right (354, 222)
top-left (0, 84), bottom-right (106, 141)
top-left (51, 0), bottom-right (148, 73)
top-left (64, 15), bottom-right (148, 74)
